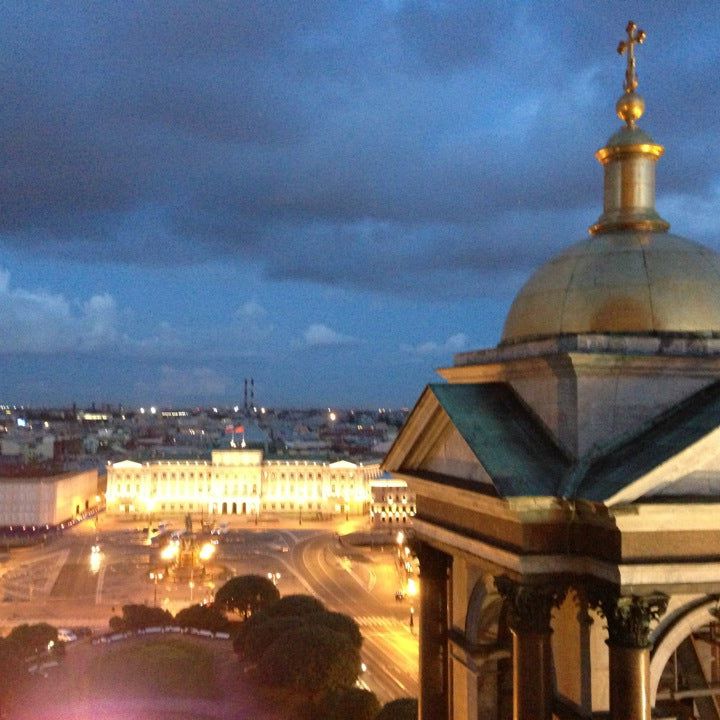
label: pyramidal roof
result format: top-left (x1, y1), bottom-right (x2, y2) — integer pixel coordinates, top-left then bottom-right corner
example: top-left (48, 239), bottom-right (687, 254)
top-left (383, 381), bottom-right (720, 505)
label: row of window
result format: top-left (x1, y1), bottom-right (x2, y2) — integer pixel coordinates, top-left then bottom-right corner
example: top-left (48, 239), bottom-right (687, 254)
top-left (372, 504), bottom-right (416, 514)
top-left (119, 501), bottom-right (330, 513)
top-left (113, 469), bottom-right (363, 482)
top-left (115, 481), bottom-right (357, 496)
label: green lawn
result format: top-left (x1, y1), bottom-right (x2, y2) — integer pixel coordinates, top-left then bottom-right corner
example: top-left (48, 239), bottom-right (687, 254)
top-left (88, 637), bottom-right (217, 698)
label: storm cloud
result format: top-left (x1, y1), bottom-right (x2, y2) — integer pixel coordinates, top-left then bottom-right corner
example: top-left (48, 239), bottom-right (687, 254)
top-left (1, 2), bottom-right (719, 405)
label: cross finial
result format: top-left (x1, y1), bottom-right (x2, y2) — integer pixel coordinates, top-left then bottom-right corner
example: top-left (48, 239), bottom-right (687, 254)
top-left (617, 21), bottom-right (646, 94)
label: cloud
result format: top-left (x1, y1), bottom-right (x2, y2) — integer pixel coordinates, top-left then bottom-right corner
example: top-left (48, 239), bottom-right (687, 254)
top-left (2, 3), bottom-right (719, 303)
top-left (235, 300), bottom-right (268, 319)
top-left (134, 365), bottom-right (230, 402)
top-left (0, 270), bottom-right (123, 353)
top-left (303, 323), bottom-right (360, 347)
top-left (401, 333), bottom-right (469, 357)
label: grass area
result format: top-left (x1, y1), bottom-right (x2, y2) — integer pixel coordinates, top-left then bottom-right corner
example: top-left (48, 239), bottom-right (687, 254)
top-left (87, 637), bottom-right (217, 698)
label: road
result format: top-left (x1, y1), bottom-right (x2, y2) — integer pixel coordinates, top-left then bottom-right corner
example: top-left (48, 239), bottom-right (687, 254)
top-left (0, 515), bottom-right (418, 704)
top-left (286, 531), bottom-right (419, 703)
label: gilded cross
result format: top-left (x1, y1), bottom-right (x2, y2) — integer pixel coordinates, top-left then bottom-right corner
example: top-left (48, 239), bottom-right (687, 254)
top-left (617, 21), bottom-right (646, 94)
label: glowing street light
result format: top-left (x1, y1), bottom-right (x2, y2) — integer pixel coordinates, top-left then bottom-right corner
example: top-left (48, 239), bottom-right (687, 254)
top-left (198, 542), bottom-right (216, 562)
top-left (267, 571), bottom-right (281, 586)
top-left (149, 570), bottom-right (164, 607)
top-left (161, 542), bottom-right (179, 562)
top-left (407, 577), bottom-right (418, 597)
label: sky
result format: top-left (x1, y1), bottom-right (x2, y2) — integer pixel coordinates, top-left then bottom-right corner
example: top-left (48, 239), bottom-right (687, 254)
top-left (1, 2), bottom-right (719, 409)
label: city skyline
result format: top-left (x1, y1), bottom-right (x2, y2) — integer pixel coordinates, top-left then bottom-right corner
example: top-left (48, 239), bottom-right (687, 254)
top-left (1, 3), bottom-right (717, 407)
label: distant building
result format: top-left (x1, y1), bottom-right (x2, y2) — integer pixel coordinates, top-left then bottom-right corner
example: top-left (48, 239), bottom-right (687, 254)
top-left (105, 448), bottom-right (381, 518)
top-left (369, 474), bottom-right (416, 525)
top-left (0, 467), bottom-right (99, 527)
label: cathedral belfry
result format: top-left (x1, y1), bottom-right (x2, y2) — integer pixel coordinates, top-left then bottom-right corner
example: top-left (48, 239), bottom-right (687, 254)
top-left (385, 22), bottom-right (720, 720)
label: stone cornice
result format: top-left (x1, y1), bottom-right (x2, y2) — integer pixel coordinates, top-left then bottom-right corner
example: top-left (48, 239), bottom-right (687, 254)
top-left (413, 518), bottom-right (720, 592)
top-left (452, 334), bottom-right (720, 368)
top-left (439, 350), bottom-right (720, 385)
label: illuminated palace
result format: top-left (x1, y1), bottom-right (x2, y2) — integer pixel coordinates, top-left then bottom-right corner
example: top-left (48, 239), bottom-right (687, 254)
top-left (106, 448), bottom-right (380, 518)
top-left (386, 23), bottom-right (720, 720)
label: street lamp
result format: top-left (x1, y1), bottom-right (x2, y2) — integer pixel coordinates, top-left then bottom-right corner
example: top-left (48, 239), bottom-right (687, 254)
top-left (198, 542), bottom-right (216, 562)
top-left (161, 541), bottom-right (179, 563)
top-left (407, 577), bottom-right (418, 634)
top-left (149, 570), bottom-right (164, 607)
top-left (267, 571), bottom-right (281, 586)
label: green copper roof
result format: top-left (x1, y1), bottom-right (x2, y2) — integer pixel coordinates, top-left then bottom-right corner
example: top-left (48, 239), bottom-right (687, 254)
top-left (428, 383), bottom-right (571, 496)
top-left (393, 380), bottom-right (720, 502)
top-left (567, 380), bottom-right (720, 501)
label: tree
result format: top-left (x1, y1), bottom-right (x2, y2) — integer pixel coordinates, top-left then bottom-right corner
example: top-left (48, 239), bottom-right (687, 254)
top-left (214, 575), bottom-right (279, 618)
top-left (110, 604), bottom-right (173, 631)
top-left (310, 611), bottom-right (362, 650)
top-left (315, 687), bottom-right (380, 720)
top-left (7, 622), bottom-right (57, 656)
top-left (174, 603), bottom-right (229, 633)
top-left (375, 698), bottom-right (418, 720)
top-left (264, 593), bottom-right (325, 618)
top-left (237, 615), bottom-right (299, 661)
top-left (257, 625), bottom-right (360, 695)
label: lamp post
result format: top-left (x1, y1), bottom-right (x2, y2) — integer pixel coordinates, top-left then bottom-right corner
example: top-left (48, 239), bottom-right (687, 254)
top-left (149, 570), bottom-right (163, 607)
top-left (267, 571), bottom-right (281, 586)
top-left (408, 577), bottom-right (418, 634)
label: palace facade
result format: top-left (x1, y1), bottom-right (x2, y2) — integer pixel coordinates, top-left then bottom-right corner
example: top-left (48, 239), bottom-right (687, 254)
top-left (106, 448), bottom-right (381, 518)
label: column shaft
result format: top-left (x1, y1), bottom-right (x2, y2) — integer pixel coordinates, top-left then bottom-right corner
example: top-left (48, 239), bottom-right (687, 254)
top-left (495, 576), bottom-right (562, 720)
top-left (512, 630), bottom-right (553, 720)
top-left (418, 543), bottom-right (450, 720)
top-left (609, 645), bottom-right (650, 720)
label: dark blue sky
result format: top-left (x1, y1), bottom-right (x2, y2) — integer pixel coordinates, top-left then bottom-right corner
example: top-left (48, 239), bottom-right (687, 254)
top-left (1, 2), bottom-right (718, 408)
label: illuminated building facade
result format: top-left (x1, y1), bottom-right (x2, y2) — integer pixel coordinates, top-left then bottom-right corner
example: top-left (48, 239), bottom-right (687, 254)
top-left (106, 448), bottom-right (380, 518)
top-left (0, 468), bottom-right (99, 527)
top-left (369, 476), bottom-right (416, 525)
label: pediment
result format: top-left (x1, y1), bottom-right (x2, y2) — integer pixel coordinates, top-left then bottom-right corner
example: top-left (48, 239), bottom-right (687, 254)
top-left (383, 383), bottom-right (569, 497)
top-left (411, 410), bottom-right (495, 488)
top-left (111, 460), bottom-right (143, 469)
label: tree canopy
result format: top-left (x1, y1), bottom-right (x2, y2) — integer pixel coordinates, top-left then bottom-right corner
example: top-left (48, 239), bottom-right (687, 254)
top-left (375, 698), bottom-right (419, 720)
top-left (110, 604), bottom-right (173, 631)
top-left (241, 615), bottom-right (299, 662)
top-left (264, 593), bottom-right (326, 618)
top-left (7, 622), bottom-right (57, 656)
top-left (257, 624), bottom-right (360, 694)
top-left (311, 610), bottom-right (362, 650)
top-left (234, 605), bottom-right (362, 662)
top-left (174, 603), bottom-right (229, 633)
top-left (214, 574), bottom-right (280, 618)
top-left (315, 686), bottom-right (380, 720)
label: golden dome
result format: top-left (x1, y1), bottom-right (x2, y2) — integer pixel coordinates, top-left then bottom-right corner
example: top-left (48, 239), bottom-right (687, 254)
top-left (500, 22), bottom-right (720, 346)
top-left (501, 233), bottom-right (720, 344)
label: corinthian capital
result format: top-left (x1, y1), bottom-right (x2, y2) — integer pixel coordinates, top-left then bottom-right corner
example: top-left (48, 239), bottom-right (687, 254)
top-left (495, 575), bottom-right (566, 634)
top-left (587, 585), bottom-right (668, 648)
